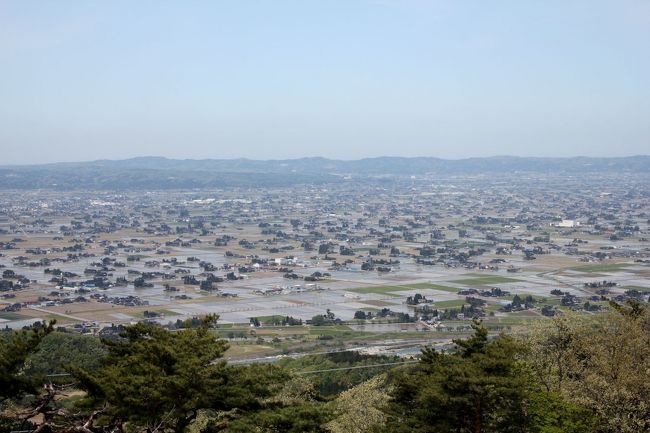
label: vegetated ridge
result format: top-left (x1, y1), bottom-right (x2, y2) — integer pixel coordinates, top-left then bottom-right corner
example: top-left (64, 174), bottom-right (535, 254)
top-left (0, 155), bottom-right (648, 190)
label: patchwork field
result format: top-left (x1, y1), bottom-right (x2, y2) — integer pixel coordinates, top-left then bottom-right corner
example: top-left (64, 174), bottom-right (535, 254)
top-left (449, 276), bottom-right (523, 285)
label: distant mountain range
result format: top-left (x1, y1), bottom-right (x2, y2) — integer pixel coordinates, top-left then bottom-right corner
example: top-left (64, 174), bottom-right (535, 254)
top-left (1, 156), bottom-right (648, 190)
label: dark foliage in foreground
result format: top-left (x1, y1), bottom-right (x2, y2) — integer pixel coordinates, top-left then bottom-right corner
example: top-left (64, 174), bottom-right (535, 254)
top-left (1, 303), bottom-right (649, 432)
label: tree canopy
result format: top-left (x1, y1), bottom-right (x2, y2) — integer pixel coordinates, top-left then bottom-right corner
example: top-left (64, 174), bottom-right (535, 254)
top-left (384, 320), bottom-right (598, 433)
top-left (73, 315), bottom-right (283, 433)
top-left (0, 320), bottom-right (55, 401)
top-left (1, 304), bottom-right (649, 433)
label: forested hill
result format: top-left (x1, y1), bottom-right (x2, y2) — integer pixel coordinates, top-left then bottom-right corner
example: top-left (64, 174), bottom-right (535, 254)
top-left (0, 155), bottom-right (648, 190)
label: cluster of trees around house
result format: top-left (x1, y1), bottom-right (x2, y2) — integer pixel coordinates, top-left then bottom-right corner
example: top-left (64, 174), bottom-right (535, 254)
top-left (1, 300), bottom-right (650, 433)
top-left (352, 308), bottom-right (414, 322)
top-left (249, 316), bottom-right (303, 327)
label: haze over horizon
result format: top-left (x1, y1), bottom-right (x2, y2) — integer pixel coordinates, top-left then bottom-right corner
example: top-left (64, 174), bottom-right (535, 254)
top-left (4, 154), bottom-right (650, 169)
top-left (1, 0), bottom-right (649, 164)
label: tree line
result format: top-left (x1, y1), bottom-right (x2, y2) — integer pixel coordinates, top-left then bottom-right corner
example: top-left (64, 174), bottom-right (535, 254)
top-left (1, 300), bottom-right (649, 432)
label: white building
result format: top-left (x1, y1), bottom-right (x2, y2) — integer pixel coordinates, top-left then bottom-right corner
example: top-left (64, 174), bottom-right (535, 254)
top-left (551, 219), bottom-right (581, 228)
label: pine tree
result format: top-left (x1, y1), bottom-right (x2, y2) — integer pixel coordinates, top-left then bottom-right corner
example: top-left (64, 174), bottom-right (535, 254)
top-left (73, 315), bottom-right (283, 432)
top-left (385, 320), bottom-right (531, 433)
top-left (0, 320), bottom-right (55, 401)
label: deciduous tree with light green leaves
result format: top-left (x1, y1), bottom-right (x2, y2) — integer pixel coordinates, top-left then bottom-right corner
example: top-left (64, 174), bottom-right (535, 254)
top-left (526, 300), bottom-right (650, 433)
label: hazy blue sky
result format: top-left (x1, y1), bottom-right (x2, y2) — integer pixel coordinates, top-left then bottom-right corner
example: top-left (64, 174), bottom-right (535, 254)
top-left (1, 1), bottom-right (648, 164)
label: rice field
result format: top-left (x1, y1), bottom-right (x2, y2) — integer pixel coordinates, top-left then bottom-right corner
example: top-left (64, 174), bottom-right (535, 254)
top-left (449, 276), bottom-right (523, 285)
